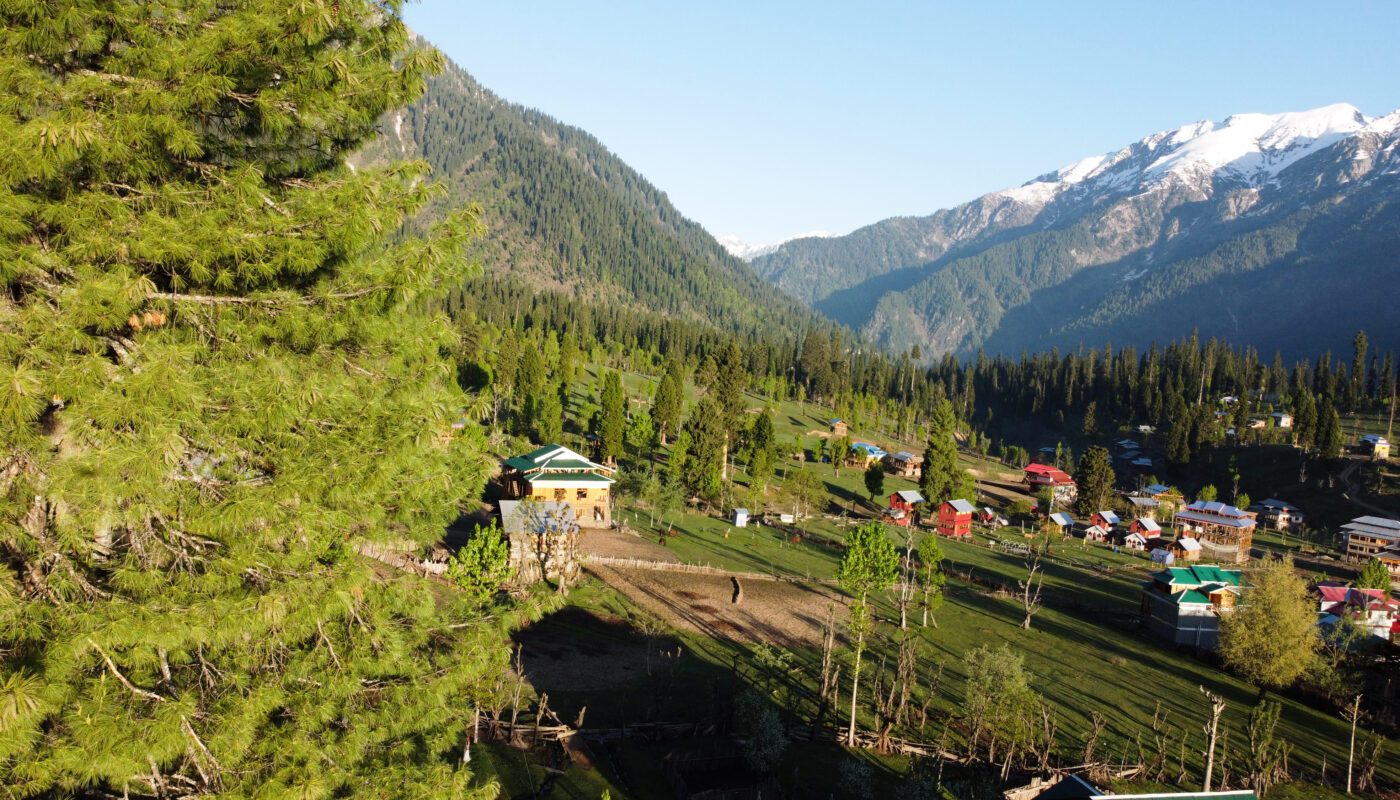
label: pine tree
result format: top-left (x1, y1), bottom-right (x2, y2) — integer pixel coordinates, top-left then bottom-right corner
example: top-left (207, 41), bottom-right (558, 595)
top-left (1, 3), bottom-right (510, 795)
top-left (747, 410), bottom-right (777, 491)
top-left (599, 370), bottom-right (626, 463)
top-left (920, 398), bottom-right (969, 504)
top-left (652, 358), bottom-right (684, 446)
top-left (683, 397), bottom-right (725, 503)
top-left (1073, 446), bottom-right (1115, 517)
top-left (1318, 397), bottom-right (1343, 460)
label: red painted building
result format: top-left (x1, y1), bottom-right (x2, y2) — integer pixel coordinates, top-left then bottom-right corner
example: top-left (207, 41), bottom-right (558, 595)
top-left (885, 489), bottom-right (925, 527)
top-left (938, 499), bottom-right (976, 538)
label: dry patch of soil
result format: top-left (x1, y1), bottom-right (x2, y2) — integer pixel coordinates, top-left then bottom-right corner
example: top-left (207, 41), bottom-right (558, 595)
top-left (578, 528), bottom-right (680, 563)
top-left (587, 565), bottom-right (845, 649)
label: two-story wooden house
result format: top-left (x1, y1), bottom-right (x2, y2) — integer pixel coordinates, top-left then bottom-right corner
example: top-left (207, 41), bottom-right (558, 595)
top-left (501, 444), bottom-right (616, 528)
top-left (938, 499), bottom-right (975, 538)
top-left (1141, 564), bottom-right (1247, 648)
top-left (1172, 501), bottom-right (1257, 564)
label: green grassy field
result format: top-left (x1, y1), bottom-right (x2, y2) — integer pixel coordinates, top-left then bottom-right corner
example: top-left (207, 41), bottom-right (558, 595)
top-left (486, 363), bottom-right (1400, 797)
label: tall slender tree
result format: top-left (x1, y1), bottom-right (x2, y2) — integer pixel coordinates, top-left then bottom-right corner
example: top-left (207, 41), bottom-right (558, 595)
top-left (652, 357), bottom-right (684, 446)
top-left (599, 370), bottom-right (626, 463)
top-left (1073, 446), bottom-right (1116, 516)
top-left (1, 3), bottom-right (510, 795)
top-left (920, 398), bottom-right (970, 504)
top-left (836, 522), bottom-right (899, 745)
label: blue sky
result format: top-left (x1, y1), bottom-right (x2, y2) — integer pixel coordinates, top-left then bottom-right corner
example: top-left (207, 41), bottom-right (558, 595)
top-left (403, 1), bottom-right (1400, 244)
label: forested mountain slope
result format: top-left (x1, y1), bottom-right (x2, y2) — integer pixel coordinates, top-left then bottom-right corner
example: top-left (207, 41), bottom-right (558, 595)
top-left (354, 55), bottom-right (820, 341)
top-left (752, 104), bottom-right (1400, 360)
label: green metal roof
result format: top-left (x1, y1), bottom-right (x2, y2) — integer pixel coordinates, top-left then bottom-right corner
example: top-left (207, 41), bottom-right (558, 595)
top-left (503, 455), bottom-right (536, 471)
top-left (1176, 590), bottom-right (1212, 605)
top-left (1166, 567), bottom-right (1197, 584)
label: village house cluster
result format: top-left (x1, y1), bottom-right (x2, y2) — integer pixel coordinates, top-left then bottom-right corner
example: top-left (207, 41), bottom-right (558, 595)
top-left (495, 421), bottom-right (1400, 647)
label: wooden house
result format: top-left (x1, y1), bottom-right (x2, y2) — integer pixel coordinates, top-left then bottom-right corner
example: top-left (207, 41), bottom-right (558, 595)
top-left (1172, 501), bottom-right (1256, 564)
top-left (1255, 498), bottom-right (1303, 531)
top-left (882, 450), bottom-right (924, 478)
top-left (1083, 524), bottom-right (1111, 543)
top-left (1090, 510), bottom-right (1120, 531)
top-left (1121, 531), bottom-right (1149, 551)
top-left (1142, 484), bottom-right (1183, 504)
top-left (1045, 512), bottom-right (1075, 534)
top-left (938, 499), bottom-right (975, 538)
top-left (1166, 536), bottom-right (1202, 562)
top-left (1127, 495), bottom-right (1160, 518)
top-left (1141, 564), bottom-right (1247, 648)
top-left (1378, 546), bottom-right (1400, 588)
top-left (1342, 515), bottom-right (1400, 561)
top-left (886, 490), bottom-right (925, 527)
top-left (1130, 517), bottom-right (1162, 540)
top-left (1023, 463), bottom-right (1078, 504)
top-left (828, 418), bottom-right (847, 437)
top-left (501, 444), bottom-right (616, 529)
top-left (1359, 435), bottom-right (1391, 461)
top-left (846, 441), bottom-right (886, 468)
top-left (1313, 584), bottom-right (1400, 641)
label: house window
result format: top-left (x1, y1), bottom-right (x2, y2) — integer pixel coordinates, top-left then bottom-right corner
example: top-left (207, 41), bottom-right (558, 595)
top-left (577, 488), bottom-right (588, 501)
top-left (554, 488), bottom-right (566, 502)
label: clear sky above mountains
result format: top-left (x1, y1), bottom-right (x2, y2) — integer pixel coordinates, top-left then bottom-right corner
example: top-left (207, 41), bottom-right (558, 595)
top-left (403, 1), bottom-right (1400, 245)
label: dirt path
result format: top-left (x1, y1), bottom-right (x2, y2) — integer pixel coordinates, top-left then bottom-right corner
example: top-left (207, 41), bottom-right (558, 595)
top-left (586, 565), bottom-right (845, 649)
top-left (1339, 458), bottom-right (1394, 517)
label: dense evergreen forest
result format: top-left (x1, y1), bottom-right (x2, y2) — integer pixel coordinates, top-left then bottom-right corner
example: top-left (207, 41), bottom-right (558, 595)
top-left (452, 277), bottom-right (1395, 479)
top-left (353, 56), bottom-right (824, 347)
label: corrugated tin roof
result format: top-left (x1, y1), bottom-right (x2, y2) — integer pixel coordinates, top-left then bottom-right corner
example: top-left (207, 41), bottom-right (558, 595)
top-left (1136, 518), bottom-right (1161, 532)
top-left (894, 490), bottom-right (925, 503)
top-left (946, 499), bottom-right (976, 514)
top-left (1049, 512), bottom-right (1074, 526)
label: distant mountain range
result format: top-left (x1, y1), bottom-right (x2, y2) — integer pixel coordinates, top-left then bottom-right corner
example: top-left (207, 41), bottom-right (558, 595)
top-left (718, 231), bottom-right (834, 261)
top-left (352, 51), bottom-right (821, 342)
top-left (751, 103), bottom-right (1400, 360)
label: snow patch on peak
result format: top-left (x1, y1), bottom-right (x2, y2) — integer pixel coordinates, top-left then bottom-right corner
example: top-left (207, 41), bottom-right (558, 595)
top-left (988, 103), bottom-right (1400, 208)
top-left (1144, 103), bottom-right (1371, 182)
top-left (721, 231), bottom-right (835, 260)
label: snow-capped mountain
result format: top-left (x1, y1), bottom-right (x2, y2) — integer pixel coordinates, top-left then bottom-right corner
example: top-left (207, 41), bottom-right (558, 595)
top-left (995, 103), bottom-right (1400, 207)
top-left (719, 231), bottom-right (835, 261)
top-left (752, 103), bottom-right (1400, 360)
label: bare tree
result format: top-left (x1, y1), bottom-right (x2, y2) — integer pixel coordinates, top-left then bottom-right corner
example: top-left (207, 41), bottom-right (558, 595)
top-left (891, 529), bottom-right (919, 629)
top-left (1019, 543), bottom-right (1046, 630)
top-left (1201, 686), bottom-right (1227, 792)
top-left (1083, 710), bottom-right (1107, 764)
top-left (1345, 693), bottom-right (1361, 794)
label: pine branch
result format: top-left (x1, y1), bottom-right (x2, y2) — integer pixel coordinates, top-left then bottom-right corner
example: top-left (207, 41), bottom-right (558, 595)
top-left (316, 620), bottom-right (344, 671)
top-left (181, 715), bottom-right (223, 789)
top-left (89, 639), bottom-right (166, 703)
